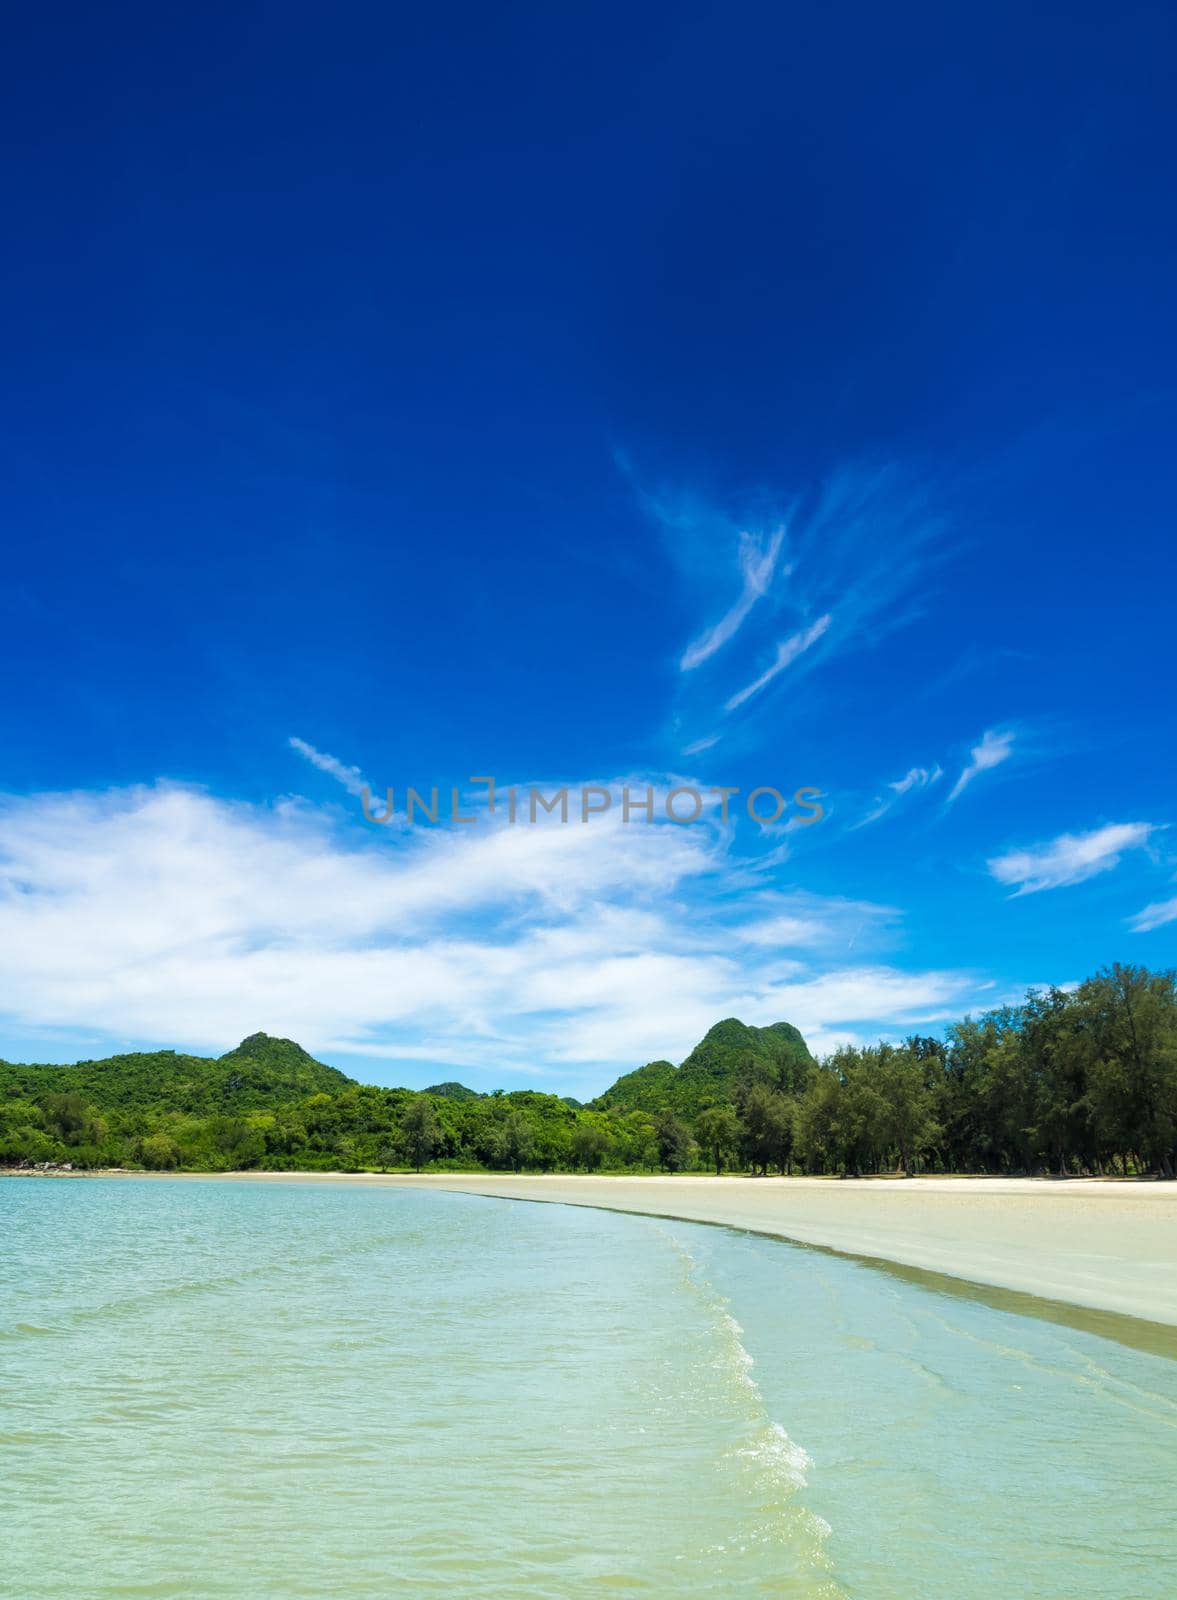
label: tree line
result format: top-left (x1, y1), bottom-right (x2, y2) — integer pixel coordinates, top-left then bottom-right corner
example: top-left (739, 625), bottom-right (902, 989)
top-left (2, 964), bottom-right (1175, 1179)
top-left (700, 963), bottom-right (1177, 1179)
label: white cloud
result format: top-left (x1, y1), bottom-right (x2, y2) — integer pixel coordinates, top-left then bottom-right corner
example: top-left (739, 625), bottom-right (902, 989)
top-left (733, 914), bottom-right (829, 947)
top-left (729, 891), bottom-right (899, 951)
top-left (682, 733), bottom-right (721, 756)
top-left (891, 765), bottom-right (942, 796)
top-left (0, 783), bottom-right (991, 1095)
top-left (680, 526), bottom-right (787, 671)
top-left (288, 736), bottom-right (368, 798)
top-left (1130, 896), bottom-right (1177, 933)
top-left (988, 822), bottom-right (1154, 896)
top-left (758, 965), bottom-right (978, 1033)
top-left (853, 764), bottom-right (943, 828)
top-left (724, 615), bottom-right (832, 711)
top-left (947, 729), bottom-right (1015, 803)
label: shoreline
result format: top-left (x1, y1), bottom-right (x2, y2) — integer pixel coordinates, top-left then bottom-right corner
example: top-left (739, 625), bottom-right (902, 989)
top-left (11, 1168), bottom-right (1177, 1336)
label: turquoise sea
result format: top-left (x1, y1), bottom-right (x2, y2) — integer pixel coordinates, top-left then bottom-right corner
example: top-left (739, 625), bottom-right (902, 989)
top-left (3, 1176), bottom-right (1175, 1598)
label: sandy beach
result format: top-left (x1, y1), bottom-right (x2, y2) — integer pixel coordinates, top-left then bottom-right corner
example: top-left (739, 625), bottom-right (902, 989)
top-left (61, 1169), bottom-right (1177, 1332)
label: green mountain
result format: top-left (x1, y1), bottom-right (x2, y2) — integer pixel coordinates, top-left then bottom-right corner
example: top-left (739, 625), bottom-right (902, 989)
top-left (594, 1018), bottom-right (814, 1119)
top-left (0, 1032), bottom-right (352, 1115)
top-left (424, 1081), bottom-right (481, 1100)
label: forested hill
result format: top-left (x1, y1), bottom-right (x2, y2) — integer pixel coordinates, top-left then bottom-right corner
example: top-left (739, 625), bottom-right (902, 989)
top-left (0, 1032), bottom-right (353, 1115)
top-left (593, 1018), bottom-right (815, 1118)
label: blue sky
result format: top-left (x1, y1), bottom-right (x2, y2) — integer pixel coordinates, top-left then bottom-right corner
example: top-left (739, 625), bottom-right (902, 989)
top-left (2, 1), bottom-right (1175, 1096)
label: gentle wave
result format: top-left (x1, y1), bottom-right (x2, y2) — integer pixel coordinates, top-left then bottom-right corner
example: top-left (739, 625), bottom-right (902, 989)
top-left (658, 1227), bottom-right (844, 1589)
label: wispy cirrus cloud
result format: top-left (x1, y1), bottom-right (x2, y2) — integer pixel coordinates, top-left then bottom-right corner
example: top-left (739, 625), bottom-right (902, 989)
top-left (724, 614), bottom-right (832, 711)
top-left (628, 458), bottom-right (949, 742)
top-left (988, 822), bottom-right (1154, 896)
top-left (288, 736), bottom-right (368, 798)
top-left (1129, 896), bottom-right (1177, 933)
top-left (947, 729), bottom-right (1015, 803)
top-left (892, 765), bottom-right (942, 797)
top-left (680, 525), bottom-right (787, 671)
top-left (853, 764), bottom-right (943, 829)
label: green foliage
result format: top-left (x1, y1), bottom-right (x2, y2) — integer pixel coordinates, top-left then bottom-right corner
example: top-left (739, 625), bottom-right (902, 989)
top-left (654, 1112), bottom-right (694, 1172)
top-left (591, 1058), bottom-right (677, 1116)
top-left (794, 1045), bottom-right (938, 1176)
top-left (495, 1110), bottom-right (536, 1173)
top-left (741, 1086), bottom-right (795, 1174)
top-left (400, 1095), bottom-right (440, 1171)
top-left (570, 1120), bottom-right (610, 1170)
top-left (695, 1105), bottom-right (742, 1174)
top-left (138, 1132), bottom-right (180, 1170)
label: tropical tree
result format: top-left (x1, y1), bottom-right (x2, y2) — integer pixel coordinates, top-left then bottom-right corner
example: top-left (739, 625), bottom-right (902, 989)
top-left (695, 1105), bottom-right (742, 1174)
top-left (400, 1095), bottom-right (440, 1172)
top-left (570, 1121), bottom-right (610, 1170)
top-left (741, 1087), bottom-right (794, 1174)
top-left (874, 1045), bottom-right (940, 1175)
top-left (1077, 965), bottom-right (1177, 1177)
top-left (496, 1110), bottom-right (535, 1172)
top-left (654, 1112), bottom-right (694, 1172)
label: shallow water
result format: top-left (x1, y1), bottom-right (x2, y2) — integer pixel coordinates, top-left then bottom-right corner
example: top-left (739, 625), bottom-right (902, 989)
top-left (2, 1177), bottom-right (1174, 1598)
